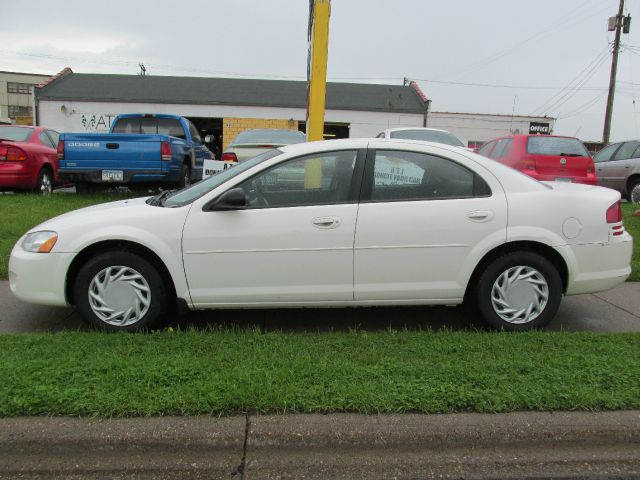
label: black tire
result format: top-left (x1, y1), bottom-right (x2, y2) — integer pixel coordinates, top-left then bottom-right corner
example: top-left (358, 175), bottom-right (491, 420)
top-left (629, 180), bottom-right (640, 203)
top-left (73, 251), bottom-right (169, 332)
top-left (175, 163), bottom-right (191, 189)
top-left (34, 167), bottom-right (53, 195)
top-left (476, 251), bottom-right (562, 331)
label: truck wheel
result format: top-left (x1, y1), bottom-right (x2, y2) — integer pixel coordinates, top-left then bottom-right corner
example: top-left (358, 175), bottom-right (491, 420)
top-left (73, 251), bottom-right (169, 332)
top-left (176, 164), bottom-right (191, 189)
top-left (34, 168), bottom-right (53, 195)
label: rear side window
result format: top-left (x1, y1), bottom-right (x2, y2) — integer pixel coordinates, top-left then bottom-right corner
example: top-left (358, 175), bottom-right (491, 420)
top-left (477, 141), bottom-right (495, 157)
top-left (594, 143), bottom-right (620, 163)
top-left (612, 141), bottom-right (640, 161)
top-left (112, 117), bottom-right (186, 139)
top-left (527, 137), bottom-right (589, 156)
top-left (489, 139), bottom-right (512, 159)
top-left (369, 150), bottom-right (490, 202)
top-left (38, 130), bottom-right (55, 148)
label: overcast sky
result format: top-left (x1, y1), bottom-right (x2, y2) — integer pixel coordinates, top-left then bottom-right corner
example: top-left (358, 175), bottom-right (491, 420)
top-left (1, 0), bottom-right (639, 142)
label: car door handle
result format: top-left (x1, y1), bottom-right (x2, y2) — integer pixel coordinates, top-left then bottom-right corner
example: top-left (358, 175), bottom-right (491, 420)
top-left (467, 210), bottom-right (493, 222)
top-left (625, 166), bottom-right (631, 169)
top-left (312, 216), bottom-right (341, 229)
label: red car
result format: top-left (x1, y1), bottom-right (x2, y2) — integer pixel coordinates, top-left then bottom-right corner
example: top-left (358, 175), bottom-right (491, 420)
top-left (477, 134), bottom-right (596, 185)
top-left (0, 125), bottom-right (60, 194)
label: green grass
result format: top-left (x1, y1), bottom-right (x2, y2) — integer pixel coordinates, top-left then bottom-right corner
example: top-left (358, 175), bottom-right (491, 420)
top-left (1, 193), bottom-right (639, 280)
top-left (622, 203), bottom-right (640, 281)
top-left (0, 329), bottom-right (638, 417)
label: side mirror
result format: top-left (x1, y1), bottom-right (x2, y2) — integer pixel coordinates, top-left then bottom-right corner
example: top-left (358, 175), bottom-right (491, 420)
top-left (204, 134), bottom-right (213, 144)
top-left (204, 187), bottom-right (247, 211)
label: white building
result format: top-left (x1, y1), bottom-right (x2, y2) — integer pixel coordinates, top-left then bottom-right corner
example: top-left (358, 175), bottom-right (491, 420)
top-left (35, 70), bottom-right (554, 153)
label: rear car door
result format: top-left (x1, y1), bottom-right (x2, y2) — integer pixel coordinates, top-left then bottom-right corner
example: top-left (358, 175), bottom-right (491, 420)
top-left (594, 143), bottom-right (622, 189)
top-left (353, 144), bottom-right (507, 302)
top-left (606, 141), bottom-right (640, 193)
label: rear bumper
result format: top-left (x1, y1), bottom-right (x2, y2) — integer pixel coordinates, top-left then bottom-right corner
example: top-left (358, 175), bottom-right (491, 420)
top-left (59, 169), bottom-right (169, 184)
top-left (0, 163), bottom-right (35, 189)
top-left (526, 171), bottom-right (597, 185)
top-left (562, 233), bottom-right (633, 295)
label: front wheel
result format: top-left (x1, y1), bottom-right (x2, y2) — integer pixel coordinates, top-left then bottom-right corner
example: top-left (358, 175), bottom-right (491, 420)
top-left (73, 251), bottom-right (169, 332)
top-left (476, 251), bottom-right (562, 331)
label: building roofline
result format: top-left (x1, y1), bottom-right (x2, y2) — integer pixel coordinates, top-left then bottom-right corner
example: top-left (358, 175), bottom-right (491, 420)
top-left (0, 70), bottom-right (52, 77)
top-left (431, 110), bottom-right (556, 121)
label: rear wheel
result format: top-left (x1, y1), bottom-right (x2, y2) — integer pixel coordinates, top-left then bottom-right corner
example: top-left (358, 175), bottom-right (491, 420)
top-left (629, 180), bottom-right (640, 203)
top-left (34, 168), bottom-right (53, 195)
top-left (175, 164), bottom-right (191, 189)
top-left (73, 251), bottom-right (169, 332)
top-left (476, 251), bottom-right (562, 331)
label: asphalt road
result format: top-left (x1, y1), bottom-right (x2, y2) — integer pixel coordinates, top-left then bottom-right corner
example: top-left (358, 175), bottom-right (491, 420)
top-left (1, 411), bottom-right (639, 479)
top-left (1, 280), bottom-right (640, 333)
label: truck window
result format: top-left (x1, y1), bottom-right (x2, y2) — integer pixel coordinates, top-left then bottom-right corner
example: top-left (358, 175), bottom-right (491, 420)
top-left (186, 120), bottom-right (201, 143)
top-left (157, 118), bottom-right (186, 139)
top-left (112, 118), bottom-right (141, 134)
top-left (112, 117), bottom-right (187, 139)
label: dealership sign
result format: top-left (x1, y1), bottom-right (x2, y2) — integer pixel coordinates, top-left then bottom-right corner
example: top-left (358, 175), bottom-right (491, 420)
top-left (202, 159), bottom-right (237, 179)
top-left (529, 122), bottom-right (551, 135)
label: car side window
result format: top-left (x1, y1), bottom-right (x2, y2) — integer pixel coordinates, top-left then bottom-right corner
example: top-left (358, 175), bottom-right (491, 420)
top-left (369, 150), bottom-right (490, 202)
top-left (612, 141), bottom-right (640, 161)
top-left (376, 132), bottom-right (385, 138)
top-left (187, 120), bottom-right (202, 143)
top-left (593, 143), bottom-right (620, 163)
top-left (489, 139), bottom-right (512, 159)
top-left (478, 140), bottom-right (495, 157)
top-left (38, 130), bottom-right (55, 148)
top-left (46, 130), bottom-right (60, 147)
top-left (237, 150), bottom-right (358, 208)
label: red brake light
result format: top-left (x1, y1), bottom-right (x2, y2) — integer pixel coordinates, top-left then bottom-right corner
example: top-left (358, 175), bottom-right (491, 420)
top-left (606, 202), bottom-right (622, 224)
top-left (57, 140), bottom-right (64, 160)
top-left (5, 146), bottom-right (27, 161)
top-left (221, 152), bottom-right (238, 162)
top-left (0, 146), bottom-right (7, 161)
top-left (161, 141), bottom-right (172, 161)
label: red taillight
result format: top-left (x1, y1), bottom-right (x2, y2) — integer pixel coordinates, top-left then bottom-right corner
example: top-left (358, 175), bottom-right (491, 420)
top-left (57, 140), bottom-right (64, 160)
top-left (161, 141), bottom-right (172, 161)
top-left (606, 202), bottom-right (622, 224)
top-left (1, 146), bottom-right (27, 161)
top-left (221, 152), bottom-right (238, 162)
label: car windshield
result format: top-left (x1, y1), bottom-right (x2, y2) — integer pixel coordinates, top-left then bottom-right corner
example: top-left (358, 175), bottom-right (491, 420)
top-left (526, 136), bottom-right (589, 156)
top-left (0, 126), bottom-right (34, 142)
top-left (389, 129), bottom-right (465, 147)
top-left (163, 149), bottom-right (283, 207)
top-left (233, 129), bottom-right (305, 145)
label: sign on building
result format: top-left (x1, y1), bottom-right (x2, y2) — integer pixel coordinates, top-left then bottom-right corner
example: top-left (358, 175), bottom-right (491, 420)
top-left (529, 122), bottom-right (551, 135)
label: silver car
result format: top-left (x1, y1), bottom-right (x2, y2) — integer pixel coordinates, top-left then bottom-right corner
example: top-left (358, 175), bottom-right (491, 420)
top-left (594, 140), bottom-right (640, 202)
top-left (222, 129), bottom-right (306, 163)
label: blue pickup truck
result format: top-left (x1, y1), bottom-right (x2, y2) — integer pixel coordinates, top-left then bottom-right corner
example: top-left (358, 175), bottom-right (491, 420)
top-left (57, 114), bottom-right (212, 192)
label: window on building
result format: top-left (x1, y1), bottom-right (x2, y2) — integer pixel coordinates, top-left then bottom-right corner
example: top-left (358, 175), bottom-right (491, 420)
top-left (7, 83), bottom-right (32, 94)
top-left (8, 105), bottom-right (33, 118)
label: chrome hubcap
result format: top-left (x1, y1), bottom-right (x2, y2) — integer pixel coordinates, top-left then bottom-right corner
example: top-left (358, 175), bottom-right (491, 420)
top-left (491, 266), bottom-right (549, 324)
top-left (88, 266), bottom-right (151, 326)
top-left (631, 185), bottom-right (640, 203)
top-left (40, 173), bottom-right (52, 194)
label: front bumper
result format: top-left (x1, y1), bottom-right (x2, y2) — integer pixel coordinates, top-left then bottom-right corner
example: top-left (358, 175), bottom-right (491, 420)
top-left (563, 232), bottom-right (633, 295)
top-left (9, 245), bottom-right (75, 307)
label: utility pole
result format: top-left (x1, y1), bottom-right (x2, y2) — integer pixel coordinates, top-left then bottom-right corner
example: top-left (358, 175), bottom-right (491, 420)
top-left (603, 0), bottom-right (629, 144)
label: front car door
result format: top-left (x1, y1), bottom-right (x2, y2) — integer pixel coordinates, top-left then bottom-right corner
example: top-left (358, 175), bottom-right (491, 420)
top-left (181, 148), bottom-right (364, 306)
top-left (353, 143), bottom-right (507, 302)
top-left (594, 142), bottom-right (622, 189)
top-left (606, 141), bottom-right (639, 193)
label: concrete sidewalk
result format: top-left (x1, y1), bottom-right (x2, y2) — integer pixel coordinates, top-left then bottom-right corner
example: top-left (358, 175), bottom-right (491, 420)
top-left (2, 280), bottom-right (640, 332)
top-left (1, 411), bottom-right (639, 479)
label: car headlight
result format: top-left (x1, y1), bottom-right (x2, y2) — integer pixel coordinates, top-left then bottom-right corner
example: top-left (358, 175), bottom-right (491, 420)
top-left (21, 231), bottom-right (58, 253)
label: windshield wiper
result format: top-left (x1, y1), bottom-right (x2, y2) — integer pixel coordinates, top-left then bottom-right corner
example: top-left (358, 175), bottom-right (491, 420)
top-left (147, 189), bottom-right (176, 207)
top-left (559, 153), bottom-right (583, 157)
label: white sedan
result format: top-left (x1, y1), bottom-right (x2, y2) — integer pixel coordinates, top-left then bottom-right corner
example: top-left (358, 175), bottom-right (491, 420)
top-left (9, 139), bottom-right (632, 332)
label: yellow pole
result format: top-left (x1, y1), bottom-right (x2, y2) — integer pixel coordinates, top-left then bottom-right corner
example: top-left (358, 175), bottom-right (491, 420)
top-left (305, 0), bottom-right (330, 188)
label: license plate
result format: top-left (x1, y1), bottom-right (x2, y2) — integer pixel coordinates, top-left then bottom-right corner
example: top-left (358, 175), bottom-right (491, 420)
top-left (102, 170), bottom-right (123, 182)
top-left (555, 177), bottom-right (572, 182)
